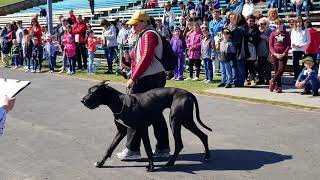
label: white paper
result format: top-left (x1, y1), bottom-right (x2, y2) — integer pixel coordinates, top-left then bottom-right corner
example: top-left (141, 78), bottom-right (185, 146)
top-left (0, 78), bottom-right (31, 98)
top-left (75, 34), bottom-right (80, 43)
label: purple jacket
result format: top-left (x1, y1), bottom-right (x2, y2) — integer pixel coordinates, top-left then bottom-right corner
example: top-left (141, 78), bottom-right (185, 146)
top-left (186, 31), bottom-right (203, 59)
top-left (170, 36), bottom-right (186, 55)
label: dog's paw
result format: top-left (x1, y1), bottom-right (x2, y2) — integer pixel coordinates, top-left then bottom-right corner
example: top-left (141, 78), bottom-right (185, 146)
top-left (145, 164), bottom-right (155, 172)
top-left (94, 161), bottom-right (104, 168)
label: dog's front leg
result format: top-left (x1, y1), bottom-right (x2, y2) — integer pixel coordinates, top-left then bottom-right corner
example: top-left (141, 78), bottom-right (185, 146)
top-left (141, 128), bottom-right (154, 172)
top-left (95, 128), bottom-right (126, 168)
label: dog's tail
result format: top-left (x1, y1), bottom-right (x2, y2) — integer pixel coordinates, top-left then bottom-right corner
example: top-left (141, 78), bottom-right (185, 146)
top-left (192, 94), bottom-right (213, 132)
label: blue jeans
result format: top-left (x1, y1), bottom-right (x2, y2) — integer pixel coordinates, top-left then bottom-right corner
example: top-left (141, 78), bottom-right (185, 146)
top-left (231, 60), bottom-right (245, 86)
top-left (13, 55), bottom-right (19, 66)
top-left (304, 76), bottom-right (320, 92)
top-left (105, 46), bottom-right (115, 72)
top-left (278, 0), bottom-right (287, 12)
top-left (48, 56), bottom-right (55, 71)
top-left (88, 51), bottom-right (95, 73)
top-left (204, 58), bottom-right (213, 81)
top-left (67, 56), bottom-right (76, 73)
top-left (220, 61), bottom-right (232, 85)
top-left (296, 0), bottom-right (310, 17)
top-left (32, 58), bottom-right (39, 71)
top-left (24, 57), bottom-right (31, 70)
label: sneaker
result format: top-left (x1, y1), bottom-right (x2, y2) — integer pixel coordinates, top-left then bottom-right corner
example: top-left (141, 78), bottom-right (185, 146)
top-left (205, 80), bottom-right (213, 83)
top-left (184, 77), bottom-right (192, 81)
top-left (171, 77), bottom-right (176, 80)
top-left (175, 78), bottom-right (184, 81)
top-left (225, 84), bottom-right (232, 88)
top-left (25, 69), bottom-right (30, 73)
top-left (67, 71), bottom-right (73, 75)
top-left (30, 70), bottom-right (35, 73)
top-left (201, 79), bottom-right (208, 82)
top-left (116, 148), bottom-right (141, 160)
top-left (269, 79), bottom-right (275, 92)
top-left (36, 69), bottom-right (41, 73)
top-left (217, 83), bottom-right (226, 87)
top-left (312, 91), bottom-right (319, 96)
top-left (300, 90), bottom-right (312, 95)
top-left (153, 148), bottom-right (170, 158)
top-left (250, 80), bottom-right (256, 87)
top-left (275, 87), bottom-right (282, 93)
top-left (192, 77), bottom-right (199, 81)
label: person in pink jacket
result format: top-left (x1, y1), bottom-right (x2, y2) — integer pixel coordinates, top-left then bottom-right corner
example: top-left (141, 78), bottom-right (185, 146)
top-left (186, 23), bottom-right (203, 81)
top-left (87, 30), bottom-right (102, 74)
top-left (63, 25), bottom-right (76, 75)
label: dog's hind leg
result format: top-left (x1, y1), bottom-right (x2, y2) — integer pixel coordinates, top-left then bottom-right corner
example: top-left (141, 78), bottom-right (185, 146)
top-left (166, 121), bottom-right (183, 167)
top-left (140, 128), bottom-right (155, 172)
top-left (183, 120), bottom-right (210, 161)
top-left (95, 123), bottom-right (127, 168)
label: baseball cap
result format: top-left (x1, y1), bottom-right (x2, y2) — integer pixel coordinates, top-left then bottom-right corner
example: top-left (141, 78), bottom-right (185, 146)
top-left (126, 10), bottom-right (150, 25)
top-left (223, 29), bottom-right (231, 34)
top-left (301, 56), bottom-right (314, 64)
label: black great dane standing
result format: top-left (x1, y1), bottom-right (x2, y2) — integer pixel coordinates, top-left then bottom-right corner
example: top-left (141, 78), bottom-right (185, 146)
top-left (81, 81), bottom-right (212, 171)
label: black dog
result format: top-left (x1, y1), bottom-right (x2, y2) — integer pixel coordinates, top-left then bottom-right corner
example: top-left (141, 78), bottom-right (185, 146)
top-left (81, 81), bottom-right (212, 171)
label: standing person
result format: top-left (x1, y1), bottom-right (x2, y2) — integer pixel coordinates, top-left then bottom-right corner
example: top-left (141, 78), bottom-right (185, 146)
top-left (16, 20), bottom-right (24, 66)
top-left (0, 96), bottom-right (16, 136)
top-left (291, 17), bottom-right (309, 81)
top-left (209, 9), bottom-right (225, 42)
top-left (63, 25), bottom-right (76, 75)
top-left (162, 2), bottom-right (176, 35)
top-left (257, 17), bottom-right (272, 85)
top-left (243, 15), bottom-right (260, 87)
top-left (72, 15), bottom-right (88, 70)
top-left (1, 36), bottom-right (10, 67)
top-left (54, 15), bottom-right (65, 46)
top-left (185, 23), bottom-right (203, 81)
top-left (43, 36), bottom-right (57, 73)
top-left (31, 37), bottom-right (40, 73)
top-left (195, 0), bottom-right (206, 18)
top-left (218, 29), bottom-right (235, 88)
top-left (29, 17), bottom-right (42, 72)
top-left (228, 12), bottom-right (249, 87)
top-left (269, 18), bottom-right (291, 93)
top-left (116, 10), bottom-right (170, 160)
top-left (117, 22), bottom-right (130, 62)
top-left (201, 27), bottom-right (215, 83)
top-left (296, 0), bottom-right (310, 18)
top-left (11, 39), bottom-right (21, 69)
top-left (170, 27), bottom-right (186, 81)
top-left (100, 19), bottom-right (118, 74)
top-left (88, 0), bottom-right (95, 15)
top-left (178, 1), bottom-right (188, 18)
top-left (267, 9), bottom-right (279, 32)
top-left (87, 31), bottom-right (101, 74)
top-left (242, 0), bottom-right (255, 18)
top-left (23, 33), bottom-right (33, 72)
top-left (69, 10), bottom-right (77, 25)
top-left (304, 20), bottom-right (320, 62)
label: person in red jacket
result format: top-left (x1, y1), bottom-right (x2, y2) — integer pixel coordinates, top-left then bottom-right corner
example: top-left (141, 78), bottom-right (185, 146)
top-left (29, 17), bottom-right (43, 71)
top-left (69, 10), bottom-right (77, 25)
top-left (116, 10), bottom-right (170, 160)
top-left (269, 18), bottom-right (291, 93)
top-left (304, 20), bottom-right (320, 62)
top-left (72, 15), bottom-right (88, 70)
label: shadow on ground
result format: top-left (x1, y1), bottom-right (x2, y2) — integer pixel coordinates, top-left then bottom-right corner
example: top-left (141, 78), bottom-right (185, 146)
top-left (102, 149), bottom-right (292, 173)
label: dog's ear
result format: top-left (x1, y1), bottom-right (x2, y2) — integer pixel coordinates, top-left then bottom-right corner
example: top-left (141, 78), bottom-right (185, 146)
top-left (100, 80), bottom-right (110, 86)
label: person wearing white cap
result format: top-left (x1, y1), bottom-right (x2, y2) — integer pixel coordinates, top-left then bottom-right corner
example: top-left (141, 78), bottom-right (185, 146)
top-left (116, 10), bottom-right (170, 160)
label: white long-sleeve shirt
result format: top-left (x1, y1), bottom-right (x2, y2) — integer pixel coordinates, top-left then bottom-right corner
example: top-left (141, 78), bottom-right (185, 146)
top-left (291, 28), bottom-right (310, 52)
top-left (242, 3), bottom-right (255, 18)
top-left (0, 107), bottom-right (7, 136)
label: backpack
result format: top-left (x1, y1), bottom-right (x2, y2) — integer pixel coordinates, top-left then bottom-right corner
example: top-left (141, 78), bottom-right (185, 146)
top-left (139, 28), bottom-right (177, 71)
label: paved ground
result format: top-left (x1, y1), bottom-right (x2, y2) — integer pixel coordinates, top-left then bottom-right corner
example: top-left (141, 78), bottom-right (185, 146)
top-left (1, 68), bottom-right (320, 180)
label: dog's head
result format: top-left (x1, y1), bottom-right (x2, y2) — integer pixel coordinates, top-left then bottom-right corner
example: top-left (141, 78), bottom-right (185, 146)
top-left (81, 81), bottom-right (111, 109)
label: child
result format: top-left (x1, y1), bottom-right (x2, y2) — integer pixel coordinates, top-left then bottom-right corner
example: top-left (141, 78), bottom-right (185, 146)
top-left (117, 50), bottom-right (131, 79)
top-left (87, 30), bottom-right (101, 74)
top-left (23, 34), bottom-right (33, 72)
top-left (1, 35), bottom-right (10, 68)
top-left (43, 36), bottom-right (57, 73)
top-left (269, 18), bottom-right (291, 93)
top-left (201, 27), bottom-right (215, 83)
top-left (186, 23), bottom-right (203, 81)
top-left (63, 25), bottom-right (76, 75)
top-left (31, 38), bottom-right (40, 73)
top-left (218, 29), bottom-right (235, 88)
top-left (170, 27), bottom-right (186, 81)
top-left (295, 56), bottom-right (320, 96)
top-left (11, 39), bottom-right (21, 69)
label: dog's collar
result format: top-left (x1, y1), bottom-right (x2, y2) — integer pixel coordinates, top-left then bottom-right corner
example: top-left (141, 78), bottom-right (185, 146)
top-left (113, 98), bottom-right (125, 115)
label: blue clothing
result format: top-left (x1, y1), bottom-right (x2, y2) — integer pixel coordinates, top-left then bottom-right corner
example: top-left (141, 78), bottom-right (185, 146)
top-left (209, 18), bottom-right (225, 38)
top-left (226, 3), bottom-right (243, 13)
top-left (204, 58), bottom-right (214, 81)
top-left (44, 42), bottom-right (56, 58)
top-left (220, 61), bottom-right (232, 85)
top-left (297, 66), bottom-right (320, 92)
top-left (0, 107), bottom-right (7, 136)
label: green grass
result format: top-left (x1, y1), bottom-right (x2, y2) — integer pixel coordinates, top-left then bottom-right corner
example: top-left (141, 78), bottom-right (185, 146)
top-left (0, 0), bottom-right (25, 7)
